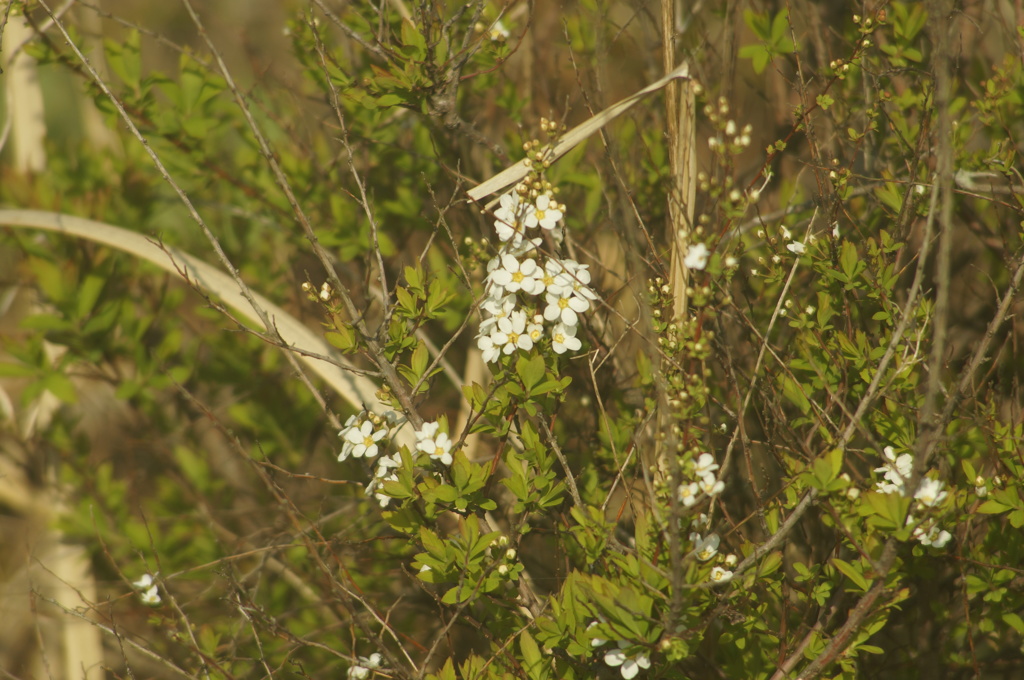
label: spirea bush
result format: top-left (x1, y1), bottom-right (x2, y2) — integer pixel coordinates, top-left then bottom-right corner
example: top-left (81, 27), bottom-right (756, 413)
top-left (2, 1), bottom-right (1024, 679)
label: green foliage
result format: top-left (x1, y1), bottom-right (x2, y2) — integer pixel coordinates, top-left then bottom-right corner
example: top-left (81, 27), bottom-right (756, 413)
top-left (3, 2), bottom-right (1024, 680)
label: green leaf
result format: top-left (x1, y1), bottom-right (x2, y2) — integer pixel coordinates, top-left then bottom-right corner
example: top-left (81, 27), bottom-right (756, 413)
top-left (324, 326), bottom-right (358, 353)
top-left (739, 43), bottom-right (770, 74)
top-left (519, 631), bottom-right (547, 680)
top-left (839, 240), bottom-right (864, 282)
top-left (779, 373), bottom-right (811, 414)
top-left (743, 9), bottom-right (771, 39)
top-left (977, 500), bottom-right (1011, 514)
top-left (517, 353), bottom-right (545, 392)
top-left (0, 362), bottom-right (38, 378)
top-left (770, 10), bottom-right (791, 46)
top-left (105, 30), bottom-right (141, 90)
top-left (76, 274), bottom-right (107, 318)
top-left (41, 372), bottom-right (77, 403)
top-left (376, 93), bottom-right (404, 108)
top-left (410, 341), bottom-right (429, 379)
top-left (810, 448), bottom-right (844, 489)
top-left (1003, 612), bottom-right (1024, 635)
top-left (832, 557), bottom-right (870, 591)
top-left (400, 21), bottom-right (427, 60)
top-left (427, 659), bottom-right (457, 680)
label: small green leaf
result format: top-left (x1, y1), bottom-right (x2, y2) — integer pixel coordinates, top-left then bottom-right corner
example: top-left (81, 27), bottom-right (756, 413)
top-left (779, 373), bottom-right (811, 414)
top-left (410, 342), bottom-right (429, 379)
top-left (519, 631), bottom-right (548, 680)
top-left (427, 658), bottom-right (457, 680)
top-left (0, 362), bottom-right (38, 378)
top-left (324, 326), bottom-right (357, 352)
top-left (76, 274), bottom-right (107, 318)
top-left (1003, 612), bottom-right (1024, 635)
top-left (832, 557), bottom-right (870, 591)
top-left (517, 354), bottom-right (545, 392)
top-left (977, 500), bottom-right (1011, 514)
top-left (105, 30), bottom-right (141, 90)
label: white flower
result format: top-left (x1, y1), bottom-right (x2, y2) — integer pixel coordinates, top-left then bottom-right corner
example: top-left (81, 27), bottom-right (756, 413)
top-left (914, 477), bottom-right (948, 508)
top-left (337, 414), bottom-right (359, 461)
top-left (698, 473), bottom-right (724, 497)
top-left (415, 423), bottom-right (454, 466)
top-left (493, 191), bottom-right (531, 246)
top-left (693, 453), bottom-right (719, 478)
top-left (479, 294), bottom-right (516, 335)
top-left (684, 243), bottom-right (710, 270)
top-left (525, 317), bottom-right (544, 345)
top-left (493, 310), bottom-right (534, 354)
top-left (911, 520), bottom-right (952, 548)
top-left (724, 553), bottom-right (738, 567)
top-left (540, 258), bottom-right (571, 296)
top-left (874, 446), bottom-right (913, 495)
top-left (543, 288), bottom-right (591, 327)
top-left (691, 532), bottom-right (720, 561)
top-left (374, 451), bottom-right (402, 474)
top-left (487, 19), bottom-right (509, 41)
top-left (975, 475), bottom-right (988, 497)
top-left (678, 482), bottom-right (700, 507)
top-left (415, 421), bottom-right (439, 442)
top-left (363, 452), bottom-right (402, 506)
top-left (551, 322), bottom-right (582, 354)
top-left (488, 254), bottom-right (544, 295)
top-left (780, 225), bottom-right (792, 240)
top-left (365, 471), bottom-right (398, 507)
top-left (132, 574), bottom-right (161, 606)
top-left (551, 260), bottom-right (598, 301)
top-left (343, 420), bottom-right (387, 459)
top-left (477, 329), bottom-right (503, 363)
top-left (504, 235), bottom-right (543, 258)
top-left (787, 240), bottom-right (806, 255)
top-left (603, 641), bottom-right (651, 680)
top-left (710, 566), bottom-right (733, 582)
top-left (524, 194), bottom-right (563, 231)
top-left (139, 585), bottom-right (161, 606)
top-left (347, 653), bottom-right (383, 680)
top-left (132, 573), bottom-right (155, 590)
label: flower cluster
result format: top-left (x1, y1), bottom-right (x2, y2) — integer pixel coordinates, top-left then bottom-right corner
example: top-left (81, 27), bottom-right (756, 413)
top-left (338, 414), bottom-right (458, 508)
top-left (677, 452), bottom-right (725, 507)
top-left (777, 224), bottom-right (808, 255)
top-left (688, 531), bottom-right (738, 583)
top-left (414, 421), bottom-right (454, 466)
top-left (684, 242), bottom-right (710, 271)
top-left (132, 573), bottom-right (161, 606)
top-left (476, 178), bottom-right (597, 362)
top-left (365, 451), bottom-right (402, 508)
top-left (338, 411), bottom-right (393, 462)
top-left (589, 622), bottom-right (651, 679)
top-left (347, 653), bottom-right (382, 680)
top-left (874, 446), bottom-right (952, 548)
